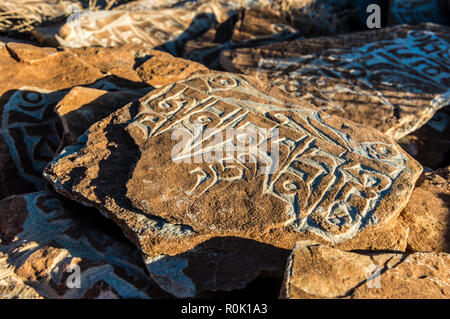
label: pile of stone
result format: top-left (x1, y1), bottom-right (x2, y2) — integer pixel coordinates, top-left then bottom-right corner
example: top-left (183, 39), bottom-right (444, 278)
top-left (0, 0), bottom-right (449, 299)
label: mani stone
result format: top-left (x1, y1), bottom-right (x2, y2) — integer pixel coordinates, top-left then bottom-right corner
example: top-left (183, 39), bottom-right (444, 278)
top-left (45, 71), bottom-right (421, 296)
top-left (0, 191), bottom-right (170, 299)
top-left (400, 167), bottom-right (450, 253)
top-left (388, 0), bottom-right (450, 26)
top-left (221, 24), bottom-right (450, 140)
top-left (280, 241), bottom-right (450, 299)
top-left (52, 1), bottom-right (231, 56)
top-left (399, 107), bottom-right (450, 170)
top-left (0, 42), bottom-right (203, 199)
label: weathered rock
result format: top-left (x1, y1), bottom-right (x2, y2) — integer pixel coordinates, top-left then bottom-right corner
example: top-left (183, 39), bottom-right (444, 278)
top-left (400, 167), bottom-right (450, 253)
top-left (0, 191), bottom-right (170, 299)
top-left (49, 1), bottom-right (231, 56)
top-left (0, 261), bottom-right (43, 299)
top-left (388, 0), bottom-right (450, 26)
top-left (281, 241), bottom-right (450, 299)
top-left (45, 71), bottom-right (421, 296)
top-left (183, 7), bottom-right (300, 69)
top-left (221, 24), bottom-right (450, 140)
top-left (399, 107), bottom-right (450, 169)
top-left (0, 0), bottom-right (83, 33)
top-left (55, 86), bottom-right (143, 146)
top-left (0, 42), bottom-right (203, 199)
top-left (136, 51), bottom-right (208, 88)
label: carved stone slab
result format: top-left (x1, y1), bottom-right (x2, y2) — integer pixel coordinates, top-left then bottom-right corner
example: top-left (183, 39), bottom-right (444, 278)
top-left (221, 24), bottom-right (450, 140)
top-left (0, 192), bottom-right (170, 299)
top-left (54, 1), bottom-right (231, 55)
top-left (45, 71), bottom-right (421, 295)
top-left (281, 241), bottom-right (450, 299)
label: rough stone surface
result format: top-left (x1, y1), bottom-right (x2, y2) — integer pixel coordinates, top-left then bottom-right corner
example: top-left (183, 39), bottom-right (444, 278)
top-left (136, 51), bottom-right (208, 88)
top-left (399, 107), bottom-right (450, 169)
top-left (400, 167), bottom-right (450, 253)
top-left (0, 0), bottom-right (82, 32)
top-left (183, 7), bottom-right (300, 69)
top-left (281, 241), bottom-right (450, 299)
top-left (388, 0), bottom-right (450, 26)
top-left (0, 42), bottom-right (203, 199)
top-left (0, 191), bottom-right (170, 299)
top-left (55, 86), bottom-right (143, 146)
top-left (45, 71), bottom-right (421, 296)
top-left (221, 24), bottom-right (450, 140)
top-left (52, 1), bottom-right (231, 56)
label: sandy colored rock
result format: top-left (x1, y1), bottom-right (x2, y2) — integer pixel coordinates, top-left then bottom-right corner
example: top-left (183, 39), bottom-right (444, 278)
top-left (221, 24), bottom-right (450, 140)
top-left (399, 107), bottom-right (450, 169)
top-left (52, 1), bottom-right (231, 56)
top-left (136, 51), bottom-right (208, 88)
top-left (0, 42), bottom-right (204, 199)
top-left (388, 0), bottom-right (450, 26)
top-left (55, 86), bottom-right (144, 146)
top-left (0, 191), bottom-right (170, 299)
top-left (281, 241), bottom-right (450, 299)
top-left (45, 71), bottom-right (421, 296)
top-left (400, 167), bottom-right (450, 253)
top-left (0, 260), bottom-right (43, 299)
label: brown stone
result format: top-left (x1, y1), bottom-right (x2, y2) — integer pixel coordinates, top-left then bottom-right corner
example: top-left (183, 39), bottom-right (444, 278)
top-left (0, 191), bottom-right (170, 299)
top-left (183, 7), bottom-right (299, 69)
top-left (0, 42), bottom-right (204, 199)
top-left (400, 167), bottom-right (450, 253)
top-left (44, 71), bottom-right (421, 296)
top-left (399, 107), bottom-right (450, 169)
top-left (136, 51), bottom-right (208, 88)
top-left (221, 24), bottom-right (450, 140)
top-left (281, 241), bottom-right (450, 299)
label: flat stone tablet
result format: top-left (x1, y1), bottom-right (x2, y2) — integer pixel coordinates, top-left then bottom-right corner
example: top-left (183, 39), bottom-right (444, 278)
top-left (221, 24), bottom-right (450, 140)
top-left (0, 191), bottom-right (170, 299)
top-left (45, 71), bottom-right (422, 295)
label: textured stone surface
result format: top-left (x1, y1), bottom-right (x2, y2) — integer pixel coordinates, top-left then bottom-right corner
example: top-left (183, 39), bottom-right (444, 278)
top-left (400, 167), bottom-right (450, 253)
top-left (55, 86), bottom-right (143, 146)
top-left (388, 0), bottom-right (450, 26)
top-left (136, 51), bottom-right (208, 88)
top-left (0, 42), bottom-right (143, 199)
top-left (146, 237), bottom-right (290, 298)
top-left (45, 71), bottom-right (421, 295)
top-left (221, 24), bottom-right (450, 140)
top-left (0, 191), bottom-right (170, 299)
top-left (281, 241), bottom-right (450, 299)
top-left (399, 107), bottom-right (450, 169)
top-left (0, 42), bottom-right (203, 199)
top-left (183, 7), bottom-right (299, 69)
top-left (52, 1), bottom-right (231, 55)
